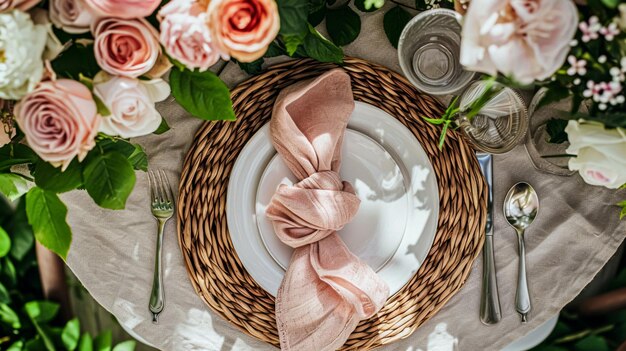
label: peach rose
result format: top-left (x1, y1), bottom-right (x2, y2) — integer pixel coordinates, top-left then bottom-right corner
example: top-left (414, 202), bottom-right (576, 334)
top-left (83, 0), bottom-right (159, 19)
top-left (0, 0), bottom-right (40, 12)
top-left (14, 79), bottom-right (99, 170)
top-left (92, 17), bottom-right (161, 78)
top-left (208, 0), bottom-right (279, 62)
top-left (460, 0), bottom-right (578, 84)
top-left (49, 0), bottom-right (96, 34)
top-left (159, 0), bottom-right (222, 71)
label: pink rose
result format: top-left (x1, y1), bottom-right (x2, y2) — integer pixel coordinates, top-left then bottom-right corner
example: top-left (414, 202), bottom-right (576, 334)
top-left (93, 72), bottom-right (170, 138)
top-left (0, 0), bottom-right (40, 12)
top-left (14, 79), bottom-right (99, 170)
top-left (49, 0), bottom-right (96, 34)
top-left (208, 0), bottom-right (279, 62)
top-left (92, 17), bottom-right (161, 78)
top-left (83, 0), bottom-right (159, 19)
top-left (460, 0), bottom-right (578, 84)
top-left (159, 0), bottom-right (222, 71)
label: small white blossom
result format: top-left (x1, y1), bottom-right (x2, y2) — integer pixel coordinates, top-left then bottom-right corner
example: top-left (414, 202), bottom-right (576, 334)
top-left (610, 67), bottom-right (625, 82)
top-left (599, 103), bottom-right (607, 110)
top-left (570, 39), bottom-right (578, 47)
top-left (567, 55), bottom-right (587, 76)
top-left (0, 10), bottom-right (47, 100)
top-left (580, 16), bottom-right (601, 42)
top-left (598, 55), bottom-right (607, 64)
top-left (574, 78), bottom-right (581, 85)
top-left (600, 22), bottom-right (620, 41)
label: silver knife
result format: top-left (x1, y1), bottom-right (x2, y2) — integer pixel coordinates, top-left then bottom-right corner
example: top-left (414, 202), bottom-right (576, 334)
top-left (477, 153), bottom-right (502, 325)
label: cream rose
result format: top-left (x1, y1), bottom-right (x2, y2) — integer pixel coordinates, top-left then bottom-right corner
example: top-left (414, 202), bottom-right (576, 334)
top-left (159, 0), bottom-right (222, 71)
top-left (566, 120), bottom-right (626, 189)
top-left (94, 72), bottom-right (170, 138)
top-left (14, 79), bottom-right (99, 170)
top-left (208, 0), bottom-right (279, 62)
top-left (460, 0), bottom-right (578, 84)
top-left (0, 0), bottom-right (40, 12)
top-left (0, 10), bottom-right (47, 100)
top-left (83, 0), bottom-right (160, 19)
top-left (49, 0), bottom-right (96, 34)
top-left (92, 18), bottom-right (161, 78)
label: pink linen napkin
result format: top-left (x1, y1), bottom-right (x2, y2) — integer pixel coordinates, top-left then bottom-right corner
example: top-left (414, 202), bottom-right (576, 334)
top-left (266, 69), bottom-right (390, 351)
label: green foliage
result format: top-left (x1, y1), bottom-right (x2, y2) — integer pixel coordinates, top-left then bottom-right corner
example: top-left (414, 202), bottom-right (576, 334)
top-left (51, 43), bottom-right (100, 80)
top-left (277, 0), bottom-right (310, 36)
top-left (237, 58), bottom-right (264, 76)
top-left (25, 188), bottom-right (72, 260)
top-left (34, 161), bottom-right (83, 194)
top-left (0, 174), bottom-right (29, 202)
top-left (0, 144), bottom-right (37, 172)
top-left (302, 24), bottom-right (344, 63)
top-left (546, 119), bottom-right (570, 144)
top-left (355, 0), bottom-right (382, 12)
top-left (0, 199), bottom-right (136, 350)
top-left (153, 118), bottom-right (170, 135)
top-left (326, 6), bottom-right (361, 46)
top-left (0, 226), bottom-right (10, 258)
top-left (83, 152), bottom-right (136, 210)
top-left (170, 68), bottom-right (236, 121)
top-left (618, 201), bottom-right (626, 220)
top-left (383, 6), bottom-right (412, 49)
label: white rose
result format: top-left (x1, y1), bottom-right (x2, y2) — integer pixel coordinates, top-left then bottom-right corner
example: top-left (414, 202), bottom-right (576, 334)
top-left (94, 72), bottom-right (170, 138)
top-left (49, 0), bottom-right (95, 34)
top-left (565, 120), bottom-right (626, 189)
top-left (0, 10), bottom-right (47, 100)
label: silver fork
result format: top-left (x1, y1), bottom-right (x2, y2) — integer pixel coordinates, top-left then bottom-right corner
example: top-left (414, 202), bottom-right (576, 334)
top-left (148, 170), bottom-right (175, 324)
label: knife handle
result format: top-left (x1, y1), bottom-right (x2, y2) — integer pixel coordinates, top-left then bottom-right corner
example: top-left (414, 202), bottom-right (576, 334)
top-left (480, 235), bottom-right (502, 324)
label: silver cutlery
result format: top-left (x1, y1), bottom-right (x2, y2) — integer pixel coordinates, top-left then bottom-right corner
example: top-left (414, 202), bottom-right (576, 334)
top-left (503, 182), bottom-right (539, 323)
top-left (477, 153), bottom-right (502, 325)
top-left (148, 170), bottom-right (175, 324)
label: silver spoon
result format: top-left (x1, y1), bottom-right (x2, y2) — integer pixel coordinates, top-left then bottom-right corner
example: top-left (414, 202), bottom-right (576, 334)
top-left (503, 182), bottom-right (539, 323)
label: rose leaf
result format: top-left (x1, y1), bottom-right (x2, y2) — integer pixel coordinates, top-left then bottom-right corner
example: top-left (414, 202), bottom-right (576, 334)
top-left (25, 187), bottom-right (72, 260)
top-left (0, 173), bottom-right (30, 202)
top-left (82, 152), bottom-right (136, 210)
top-left (383, 6), bottom-right (413, 49)
top-left (326, 5), bottom-right (361, 46)
top-left (34, 160), bottom-right (83, 193)
top-left (170, 69), bottom-right (236, 121)
top-left (276, 0), bottom-right (310, 36)
top-left (302, 24), bottom-right (344, 63)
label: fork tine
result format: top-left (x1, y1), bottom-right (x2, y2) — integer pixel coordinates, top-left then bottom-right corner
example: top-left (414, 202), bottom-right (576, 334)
top-left (156, 170), bottom-right (168, 204)
top-left (160, 170), bottom-right (175, 205)
top-left (148, 170), bottom-right (156, 202)
top-left (151, 170), bottom-right (163, 203)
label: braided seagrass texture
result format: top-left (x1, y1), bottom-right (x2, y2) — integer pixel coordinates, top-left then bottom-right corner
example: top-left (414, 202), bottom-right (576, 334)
top-left (177, 57), bottom-right (487, 350)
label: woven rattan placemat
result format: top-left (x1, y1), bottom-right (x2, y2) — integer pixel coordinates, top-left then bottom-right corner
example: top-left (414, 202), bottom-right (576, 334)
top-left (177, 57), bottom-right (487, 350)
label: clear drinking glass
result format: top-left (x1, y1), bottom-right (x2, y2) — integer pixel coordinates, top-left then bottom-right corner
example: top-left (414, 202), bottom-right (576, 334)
top-left (456, 81), bottom-right (528, 154)
top-left (398, 8), bottom-right (475, 95)
top-left (524, 88), bottom-right (577, 176)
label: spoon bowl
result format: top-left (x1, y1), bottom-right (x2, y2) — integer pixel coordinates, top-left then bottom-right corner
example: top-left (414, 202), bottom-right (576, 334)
top-left (504, 182), bottom-right (539, 323)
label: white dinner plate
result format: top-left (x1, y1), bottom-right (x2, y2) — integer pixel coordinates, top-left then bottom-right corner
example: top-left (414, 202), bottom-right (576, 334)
top-left (227, 102), bottom-right (439, 296)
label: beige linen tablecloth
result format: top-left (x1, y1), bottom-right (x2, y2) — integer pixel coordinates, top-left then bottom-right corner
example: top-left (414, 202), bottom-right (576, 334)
top-left (63, 3), bottom-right (626, 351)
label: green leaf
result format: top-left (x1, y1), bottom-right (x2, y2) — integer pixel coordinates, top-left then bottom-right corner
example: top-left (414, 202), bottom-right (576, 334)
top-left (302, 24), bottom-right (343, 63)
top-left (94, 331), bottom-right (112, 351)
top-left (438, 121), bottom-right (450, 150)
top-left (94, 95), bottom-right (112, 117)
top-left (307, 5), bottom-right (326, 27)
top-left (237, 58), bottom-right (264, 75)
top-left (34, 160), bottom-right (83, 193)
top-left (83, 152), bottom-right (136, 210)
top-left (112, 341), bottom-right (136, 351)
top-left (78, 333), bottom-right (93, 351)
top-left (1, 257), bottom-right (16, 287)
top-left (383, 6), bottom-right (412, 49)
top-left (277, 0), bottom-right (309, 35)
top-left (51, 43), bottom-right (100, 80)
top-left (0, 303), bottom-right (20, 329)
top-left (264, 41), bottom-right (286, 57)
top-left (283, 32), bottom-right (307, 56)
top-left (422, 116), bottom-right (445, 125)
top-left (601, 0), bottom-right (619, 8)
top-left (153, 118), bottom-right (170, 135)
top-left (0, 173), bottom-right (30, 201)
top-left (325, 5), bottom-right (361, 46)
top-left (618, 201), bottom-right (626, 220)
top-left (170, 68), bottom-right (235, 121)
top-left (9, 198), bottom-right (35, 261)
top-left (62, 318), bottom-right (80, 351)
top-left (128, 144), bottom-right (148, 172)
top-left (24, 301), bottom-right (60, 323)
top-left (538, 87), bottom-right (571, 110)
top-left (25, 187), bottom-right (72, 259)
top-left (546, 118), bottom-right (569, 144)
top-left (0, 282), bottom-right (10, 303)
top-left (24, 338), bottom-right (46, 351)
top-left (0, 143), bottom-right (37, 171)
top-left (574, 335), bottom-right (609, 351)
top-left (0, 226), bottom-right (10, 258)
top-left (7, 341), bottom-right (24, 351)
top-left (355, 0), bottom-right (380, 12)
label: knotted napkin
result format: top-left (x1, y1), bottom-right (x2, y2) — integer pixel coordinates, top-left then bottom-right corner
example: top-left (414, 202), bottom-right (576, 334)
top-left (266, 69), bottom-right (390, 351)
